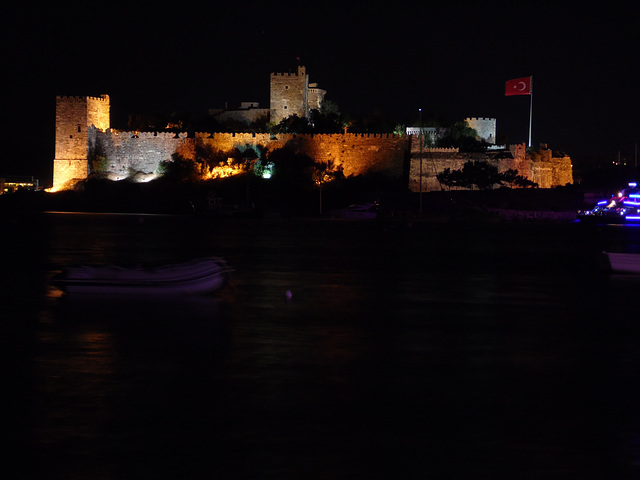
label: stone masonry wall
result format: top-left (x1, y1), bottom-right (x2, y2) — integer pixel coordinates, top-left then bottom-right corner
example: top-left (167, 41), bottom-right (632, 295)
top-left (86, 129), bottom-right (570, 191)
top-left (408, 137), bottom-right (573, 192)
top-left (53, 95), bottom-right (110, 190)
top-left (270, 66), bottom-right (309, 124)
top-left (89, 130), bottom-right (410, 182)
top-left (531, 149), bottom-right (574, 187)
top-left (92, 130), bottom-right (189, 181)
top-left (295, 133), bottom-right (409, 178)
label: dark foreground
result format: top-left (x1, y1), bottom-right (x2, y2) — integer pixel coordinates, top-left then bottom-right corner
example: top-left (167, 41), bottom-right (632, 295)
top-left (4, 213), bottom-right (640, 479)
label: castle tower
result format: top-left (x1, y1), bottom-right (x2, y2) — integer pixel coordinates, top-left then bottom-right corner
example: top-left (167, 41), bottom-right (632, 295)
top-left (465, 117), bottom-right (496, 144)
top-left (270, 66), bottom-right (309, 124)
top-left (308, 83), bottom-right (326, 112)
top-left (52, 95), bottom-right (110, 190)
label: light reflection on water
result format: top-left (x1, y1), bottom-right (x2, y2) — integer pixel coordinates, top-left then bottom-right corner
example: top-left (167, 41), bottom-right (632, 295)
top-left (5, 213), bottom-right (640, 479)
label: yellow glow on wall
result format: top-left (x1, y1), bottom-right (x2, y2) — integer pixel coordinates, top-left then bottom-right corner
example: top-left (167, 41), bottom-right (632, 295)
top-left (202, 159), bottom-right (248, 180)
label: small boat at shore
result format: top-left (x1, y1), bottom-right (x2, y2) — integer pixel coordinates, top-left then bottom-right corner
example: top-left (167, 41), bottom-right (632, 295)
top-left (604, 252), bottom-right (640, 274)
top-left (578, 182), bottom-right (640, 224)
top-left (52, 257), bottom-right (232, 296)
top-left (332, 202), bottom-right (379, 219)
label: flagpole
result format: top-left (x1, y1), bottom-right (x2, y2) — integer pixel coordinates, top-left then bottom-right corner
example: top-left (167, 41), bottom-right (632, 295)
top-left (528, 76), bottom-right (533, 147)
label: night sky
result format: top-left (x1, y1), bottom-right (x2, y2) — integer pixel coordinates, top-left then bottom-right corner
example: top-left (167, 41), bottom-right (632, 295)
top-left (6, 4), bottom-right (638, 185)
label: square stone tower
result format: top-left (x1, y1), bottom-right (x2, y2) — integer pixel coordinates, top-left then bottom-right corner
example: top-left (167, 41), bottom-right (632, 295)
top-left (464, 117), bottom-right (496, 144)
top-left (52, 95), bottom-right (110, 190)
top-left (269, 66), bottom-right (309, 124)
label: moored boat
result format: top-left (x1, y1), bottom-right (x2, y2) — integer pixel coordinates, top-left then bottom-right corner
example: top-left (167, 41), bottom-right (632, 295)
top-left (578, 182), bottom-right (640, 224)
top-left (604, 252), bottom-right (640, 274)
top-left (52, 257), bottom-right (233, 296)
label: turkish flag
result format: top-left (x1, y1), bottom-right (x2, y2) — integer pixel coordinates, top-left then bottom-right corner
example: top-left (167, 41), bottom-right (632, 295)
top-left (505, 76), bottom-right (532, 96)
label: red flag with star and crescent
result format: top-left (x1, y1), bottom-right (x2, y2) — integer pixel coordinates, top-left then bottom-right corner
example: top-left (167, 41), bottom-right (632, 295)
top-left (505, 76), bottom-right (532, 96)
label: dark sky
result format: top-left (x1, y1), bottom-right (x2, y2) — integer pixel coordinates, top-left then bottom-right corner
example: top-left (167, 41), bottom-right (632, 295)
top-left (5, 4), bottom-right (638, 184)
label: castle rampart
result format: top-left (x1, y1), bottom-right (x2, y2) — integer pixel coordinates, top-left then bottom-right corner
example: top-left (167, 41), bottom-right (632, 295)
top-left (92, 128), bottom-right (189, 181)
top-left (408, 136), bottom-right (573, 191)
top-left (51, 93), bottom-right (572, 193)
top-left (79, 128), bottom-right (410, 184)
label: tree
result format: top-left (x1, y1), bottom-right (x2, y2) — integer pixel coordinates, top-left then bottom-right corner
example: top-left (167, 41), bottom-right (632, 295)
top-left (436, 120), bottom-right (489, 152)
top-left (268, 115), bottom-right (313, 134)
top-left (267, 148), bottom-right (315, 187)
top-left (157, 154), bottom-right (200, 183)
top-left (500, 168), bottom-right (538, 188)
top-left (308, 160), bottom-right (344, 214)
top-left (437, 162), bottom-right (538, 190)
top-left (462, 160), bottom-right (501, 189)
top-left (91, 156), bottom-right (109, 176)
top-left (436, 167), bottom-right (465, 189)
top-left (309, 102), bottom-right (343, 133)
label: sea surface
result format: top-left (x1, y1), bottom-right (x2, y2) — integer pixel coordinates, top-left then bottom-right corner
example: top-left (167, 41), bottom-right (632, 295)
top-left (4, 212), bottom-right (640, 479)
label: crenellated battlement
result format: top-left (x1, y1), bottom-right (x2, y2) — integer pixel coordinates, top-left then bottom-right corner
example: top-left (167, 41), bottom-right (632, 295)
top-left (270, 66), bottom-right (306, 77)
top-left (109, 129), bottom-right (187, 140)
top-left (271, 72), bottom-right (301, 77)
top-left (465, 117), bottom-right (494, 122)
top-left (56, 94), bottom-right (110, 103)
top-left (423, 147), bottom-right (460, 153)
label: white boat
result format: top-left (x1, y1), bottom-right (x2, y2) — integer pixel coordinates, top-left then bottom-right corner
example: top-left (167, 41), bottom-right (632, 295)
top-left (52, 257), bottom-right (232, 295)
top-left (604, 252), bottom-right (640, 274)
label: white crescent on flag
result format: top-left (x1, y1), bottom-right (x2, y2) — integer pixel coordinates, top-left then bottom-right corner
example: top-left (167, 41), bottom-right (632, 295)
top-left (505, 76), bottom-right (532, 96)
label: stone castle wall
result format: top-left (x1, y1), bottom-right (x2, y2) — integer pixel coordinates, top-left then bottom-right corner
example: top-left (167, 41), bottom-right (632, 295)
top-left (90, 130), bottom-right (410, 181)
top-left (63, 124), bottom-right (571, 193)
top-left (530, 148), bottom-right (574, 189)
top-left (51, 94), bottom-right (573, 192)
top-left (92, 130), bottom-right (190, 181)
top-left (408, 137), bottom-right (573, 192)
top-left (294, 133), bottom-right (409, 178)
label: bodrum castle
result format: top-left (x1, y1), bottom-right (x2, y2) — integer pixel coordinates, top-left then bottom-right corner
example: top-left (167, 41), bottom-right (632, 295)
top-left (52, 66), bottom-right (573, 192)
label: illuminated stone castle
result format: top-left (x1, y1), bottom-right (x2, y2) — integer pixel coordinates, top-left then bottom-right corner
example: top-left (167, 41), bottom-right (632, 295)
top-left (51, 92), bottom-right (408, 191)
top-left (269, 65), bottom-right (326, 124)
top-left (51, 67), bottom-right (572, 192)
top-left (53, 95), bottom-right (111, 190)
top-left (52, 67), bottom-right (331, 190)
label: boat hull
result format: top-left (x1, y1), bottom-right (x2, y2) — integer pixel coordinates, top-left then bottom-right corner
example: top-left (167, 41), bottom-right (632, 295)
top-left (604, 252), bottom-right (640, 274)
top-left (53, 257), bottom-right (232, 296)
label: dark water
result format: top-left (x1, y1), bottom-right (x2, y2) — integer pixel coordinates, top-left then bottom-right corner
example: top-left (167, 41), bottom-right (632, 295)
top-left (4, 213), bottom-right (640, 479)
